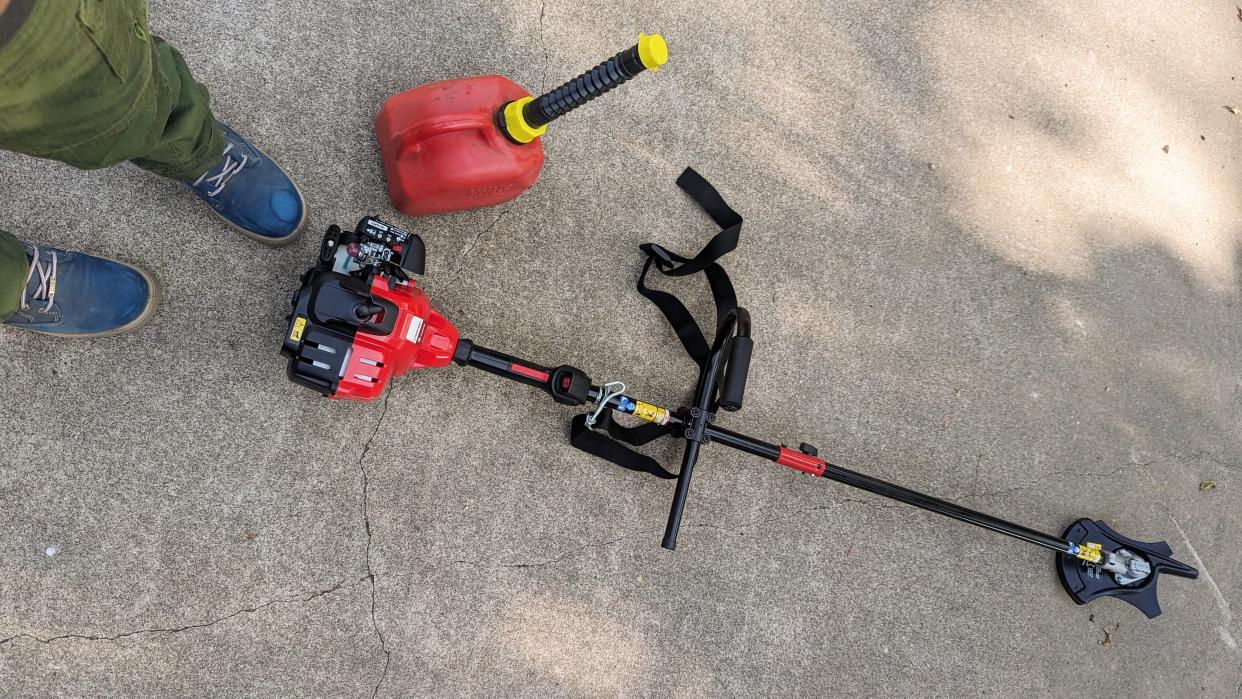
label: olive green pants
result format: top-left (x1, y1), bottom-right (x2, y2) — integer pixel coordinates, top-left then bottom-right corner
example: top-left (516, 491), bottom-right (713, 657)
top-left (0, 0), bottom-right (223, 321)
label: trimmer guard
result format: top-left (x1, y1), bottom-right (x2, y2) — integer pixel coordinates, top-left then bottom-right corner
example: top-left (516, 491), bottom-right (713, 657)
top-left (1058, 518), bottom-right (1199, 619)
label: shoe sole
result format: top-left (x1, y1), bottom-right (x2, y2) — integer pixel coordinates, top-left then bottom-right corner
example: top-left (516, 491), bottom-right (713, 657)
top-left (27, 257), bottom-right (161, 339)
top-left (204, 173), bottom-right (310, 248)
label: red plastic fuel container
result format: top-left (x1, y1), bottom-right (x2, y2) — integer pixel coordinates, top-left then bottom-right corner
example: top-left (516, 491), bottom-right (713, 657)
top-left (376, 34), bottom-right (668, 217)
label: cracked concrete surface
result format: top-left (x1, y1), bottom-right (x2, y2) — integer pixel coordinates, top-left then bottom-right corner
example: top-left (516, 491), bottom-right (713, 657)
top-left (2, 0), bottom-right (1241, 696)
top-left (0, 576), bottom-right (366, 648)
top-left (357, 390), bottom-right (394, 698)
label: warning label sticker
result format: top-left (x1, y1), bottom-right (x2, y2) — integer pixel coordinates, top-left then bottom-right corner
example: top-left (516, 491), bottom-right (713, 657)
top-left (632, 400), bottom-right (669, 425)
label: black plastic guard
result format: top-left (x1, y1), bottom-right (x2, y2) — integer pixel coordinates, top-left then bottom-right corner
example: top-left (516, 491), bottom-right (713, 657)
top-left (1057, 518), bottom-right (1199, 619)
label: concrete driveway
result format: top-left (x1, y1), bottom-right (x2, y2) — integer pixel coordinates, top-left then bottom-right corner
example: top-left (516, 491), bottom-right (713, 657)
top-left (1, 0), bottom-right (1240, 695)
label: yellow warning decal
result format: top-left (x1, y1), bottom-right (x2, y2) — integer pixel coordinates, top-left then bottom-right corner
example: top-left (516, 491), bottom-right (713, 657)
top-left (632, 400), bottom-right (668, 425)
top-left (290, 316), bottom-right (307, 342)
top-left (1075, 542), bottom-right (1104, 564)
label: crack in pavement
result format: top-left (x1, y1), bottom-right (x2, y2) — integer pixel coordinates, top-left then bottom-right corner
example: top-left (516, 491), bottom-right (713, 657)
top-left (1142, 470), bottom-right (1239, 655)
top-left (440, 209), bottom-right (508, 296)
top-left (537, 0), bottom-right (550, 91)
top-left (960, 455), bottom-right (1171, 502)
top-left (358, 389), bottom-right (395, 698)
top-left (1193, 450), bottom-right (1242, 474)
top-left (396, 495), bottom-right (913, 577)
top-left (1142, 471), bottom-right (1239, 651)
top-left (0, 577), bottom-right (363, 650)
top-left (688, 496), bottom-right (908, 537)
top-left (400, 493), bottom-right (917, 575)
top-left (444, 530), bottom-right (652, 572)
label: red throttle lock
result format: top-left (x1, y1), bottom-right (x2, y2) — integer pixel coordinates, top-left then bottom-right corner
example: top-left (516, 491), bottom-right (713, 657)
top-left (375, 34), bottom-right (668, 216)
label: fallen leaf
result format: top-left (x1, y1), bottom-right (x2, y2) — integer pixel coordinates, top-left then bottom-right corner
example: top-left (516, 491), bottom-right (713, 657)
top-left (846, 546), bottom-right (855, 556)
top-left (1200, 480), bottom-right (1217, 491)
top-left (1201, 135), bottom-right (1206, 140)
top-left (1101, 628), bottom-right (1113, 647)
top-left (1161, 144), bottom-right (1170, 154)
top-left (245, 531), bottom-right (258, 541)
top-left (1088, 614), bottom-right (1095, 623)
top-left (1227, 105), bottom-right (1240, 114)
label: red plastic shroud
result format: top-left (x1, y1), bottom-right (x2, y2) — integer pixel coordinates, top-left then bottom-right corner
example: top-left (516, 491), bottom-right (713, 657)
top-left (332, 277), bottom-right (459, 401)
top-left (775, 447), bottom-right (827, 477)
top-left (375, 75), bottom-right (545, 217)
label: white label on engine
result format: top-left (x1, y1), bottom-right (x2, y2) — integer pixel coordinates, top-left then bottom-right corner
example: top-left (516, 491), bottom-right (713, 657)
top-left (338, 347), bottom-right (353, 378)
top-left (405, 315), bottom-right (425, 344)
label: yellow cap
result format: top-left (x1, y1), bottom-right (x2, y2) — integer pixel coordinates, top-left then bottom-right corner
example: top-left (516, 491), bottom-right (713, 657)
top-left (637, 33), bottom-right (668, 71)
top-left (502, 96), bottom-right (546, 144)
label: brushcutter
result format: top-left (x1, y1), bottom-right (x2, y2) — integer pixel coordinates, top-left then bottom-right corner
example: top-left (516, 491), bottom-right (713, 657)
top-left (280, 169), bottom-right (1198, 619)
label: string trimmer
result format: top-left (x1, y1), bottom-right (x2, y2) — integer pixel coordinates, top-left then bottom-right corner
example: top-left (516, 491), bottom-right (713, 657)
top-left (280, 169), bottom-right (1198, 619)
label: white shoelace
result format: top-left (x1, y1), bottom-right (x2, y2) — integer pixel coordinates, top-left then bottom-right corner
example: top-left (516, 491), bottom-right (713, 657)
top-left (21, 246), bottom-right (57, 313)
top-left (192, 143), bottom-right (248, 197)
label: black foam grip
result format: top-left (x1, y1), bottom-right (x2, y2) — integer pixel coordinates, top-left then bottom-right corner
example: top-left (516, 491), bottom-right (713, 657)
top-left (718, 336), bottom-right (752, 412)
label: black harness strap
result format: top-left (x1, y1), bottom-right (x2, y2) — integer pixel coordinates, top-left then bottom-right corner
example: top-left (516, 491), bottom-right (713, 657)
top-left (570, 167), bottom-right (744, 478)
top-left (637, 167), bottom-right (742, 367)
top-left (570, 412), bottom-right (677, 480)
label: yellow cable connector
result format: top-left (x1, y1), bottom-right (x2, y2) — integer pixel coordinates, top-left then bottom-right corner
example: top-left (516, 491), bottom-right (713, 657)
top-left (502, 97), bottom-right (547, 144)
top-left (1075, 542), bottom-right (1104, 564)
top-left (637, 33), bottom-right (669, 71)
top-left (631, 400), bottom-right (670, 425)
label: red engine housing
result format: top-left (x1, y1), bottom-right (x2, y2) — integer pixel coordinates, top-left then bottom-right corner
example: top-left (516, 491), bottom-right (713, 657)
top-left (334, 277), bottom-right (459, 401)
top-left (375, 75), bottom-right (545, 216)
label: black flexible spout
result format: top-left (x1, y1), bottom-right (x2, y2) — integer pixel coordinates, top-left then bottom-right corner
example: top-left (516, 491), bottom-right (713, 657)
top-left (524, 46), bottom-right (649, 128)
top-left (497, 34), bottom-right (668, 144)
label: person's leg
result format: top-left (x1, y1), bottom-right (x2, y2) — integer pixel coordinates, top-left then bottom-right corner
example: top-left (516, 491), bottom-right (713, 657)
top-left (128, 36), bottom-right (223, 179)
top-left (0, 230), bottom-right (29, 322)
top-left (0, 0), bottom-right (220, 179)
top-left (0, 1), bottom-right (305, 243)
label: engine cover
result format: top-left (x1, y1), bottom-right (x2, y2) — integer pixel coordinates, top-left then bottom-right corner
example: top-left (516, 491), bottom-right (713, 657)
top-left (282, 219), bottom-right (458, 401)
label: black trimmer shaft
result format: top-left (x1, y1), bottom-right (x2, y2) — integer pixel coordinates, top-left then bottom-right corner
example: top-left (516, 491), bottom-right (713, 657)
top-left (450, 339), bottom-right (1199, 618)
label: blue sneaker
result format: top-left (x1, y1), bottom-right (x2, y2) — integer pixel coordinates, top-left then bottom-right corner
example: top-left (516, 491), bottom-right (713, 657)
top-left (187, 122), bottom-right (307, 246)
top-left (3, 243), bottom-right (158, 337)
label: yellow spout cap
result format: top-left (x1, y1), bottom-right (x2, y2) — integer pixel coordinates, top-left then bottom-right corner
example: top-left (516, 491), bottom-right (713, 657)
top-left (638, 33), bottom-right (668, 71)
top-left (502, 96), bottom-right (546, 144)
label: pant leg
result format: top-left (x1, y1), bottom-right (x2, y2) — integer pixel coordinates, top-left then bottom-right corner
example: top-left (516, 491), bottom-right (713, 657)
top-left (0, 231), bottom-right (30, 322)
top-left (0, 0), bottom-right (222, 181)
top-left (128, 36), bottom-right (222, 178)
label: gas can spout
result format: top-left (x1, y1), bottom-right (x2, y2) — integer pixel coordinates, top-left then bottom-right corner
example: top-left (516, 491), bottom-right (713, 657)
top-left (499, 33), bottom-right (669, 144)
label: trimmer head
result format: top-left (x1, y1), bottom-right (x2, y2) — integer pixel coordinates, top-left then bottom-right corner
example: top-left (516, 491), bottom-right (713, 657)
top-left (1058, 518), bottom-right (1199, 619)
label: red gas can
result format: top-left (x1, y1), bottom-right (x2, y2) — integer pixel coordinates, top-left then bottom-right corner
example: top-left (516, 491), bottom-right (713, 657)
top-left (376, 34), bottom-right (668, 217)
top-left (375, 75), bottom-right (543, 217)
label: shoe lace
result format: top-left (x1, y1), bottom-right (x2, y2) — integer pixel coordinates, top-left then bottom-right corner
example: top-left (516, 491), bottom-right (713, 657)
top-left (21, 246), bottom-right (57, 314)
top-left (192, 143), bottom-right (249, 197)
